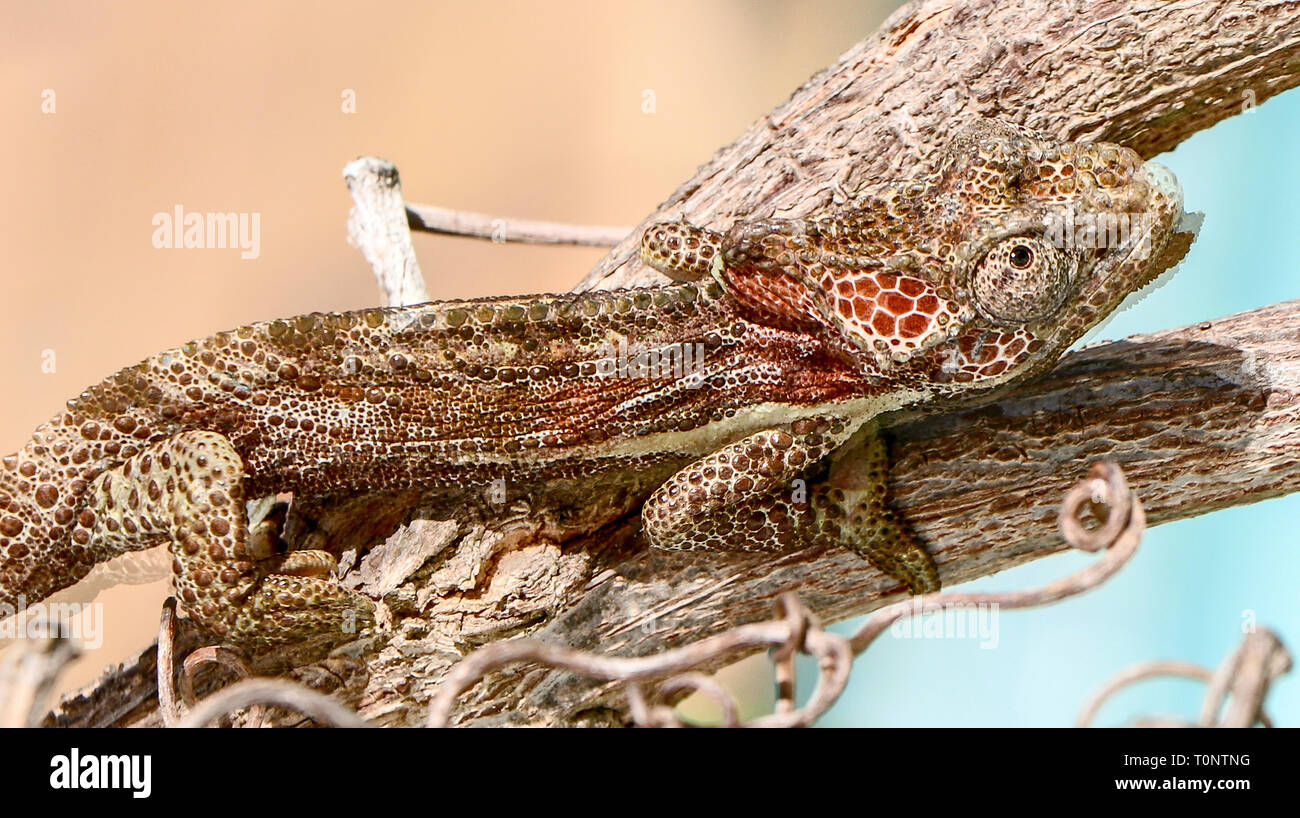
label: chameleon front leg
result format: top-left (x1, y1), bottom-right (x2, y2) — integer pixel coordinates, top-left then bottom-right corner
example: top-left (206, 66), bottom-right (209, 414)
top-left (75, 430), bottom-right (374, 651)
top-left (642, 418), bottom-right (939, 594)
top-left (639, 221), bottom-right (725, 282)
top-left (816, 422), bottom-right (940, 594)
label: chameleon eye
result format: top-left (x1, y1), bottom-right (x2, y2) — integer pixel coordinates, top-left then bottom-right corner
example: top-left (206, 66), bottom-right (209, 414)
top-left (1008, 244), bottom-right (1034, 269)
top-left (971, 236), bottom-right (1072, 325)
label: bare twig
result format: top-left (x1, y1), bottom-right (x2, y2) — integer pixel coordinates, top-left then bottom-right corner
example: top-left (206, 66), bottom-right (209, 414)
top-left (0, 625), bottom-right (79, 728)
top-left (156, 598), bottom-right (182, 727)
top-left (425, 618), bottom-right (826, 727)
top-left (1200, 628), bottom-right (1291, 728)
top-left (657, 674), bottom-right (741, 727)
top-left (747, 625), bottom-right (853, 728)
top-left (157, 600), bottom-right (260, 727)
top-left (179, 646), bottom-right (253, 708)
top-left (1076, 629), bottom-right (1289, 728)
top-left (405, 203), bottom-right (630, 247)
top-left (174, 678), bottom-right (371, 729)
top-left (1130, 717), bottom-right (1200, 728)
top-left (848, 461), bottom-right (1143, 654)
top-left (179, 646), bottom-right (257, 727)
top-left (344, 157), bottom-right (428, 307)
top-left (772, 594), bottom-right (810, 716)
top-left (1076, 661), bottom-right (1214, 728)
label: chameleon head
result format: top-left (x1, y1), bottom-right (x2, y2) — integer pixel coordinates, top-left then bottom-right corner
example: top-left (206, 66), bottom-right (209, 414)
top-left (907, 118), bottom-right (1199, 392)
top-left (690, 118), bottom-right (1198, 397)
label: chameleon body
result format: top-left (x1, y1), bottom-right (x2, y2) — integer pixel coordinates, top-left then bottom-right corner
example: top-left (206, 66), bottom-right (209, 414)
top-left (0, 120), bottom-right (1193, 652)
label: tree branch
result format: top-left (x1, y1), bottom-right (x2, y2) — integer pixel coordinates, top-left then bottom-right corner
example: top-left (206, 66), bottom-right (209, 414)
top-left (404, 203), bottom-right (630, 248)
top-left (579, 0), bottom-right (1300, 290)
top-left (345, 157), bottom-right (428, 307)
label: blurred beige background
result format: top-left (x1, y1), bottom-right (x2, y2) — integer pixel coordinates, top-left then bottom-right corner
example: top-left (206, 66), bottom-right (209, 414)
top-left (1, 0), bottom-right (901, 697)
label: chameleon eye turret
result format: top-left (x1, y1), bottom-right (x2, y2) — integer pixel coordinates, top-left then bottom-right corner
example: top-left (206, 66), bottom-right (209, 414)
top-left (969, 235), bottom-right (1075, 325)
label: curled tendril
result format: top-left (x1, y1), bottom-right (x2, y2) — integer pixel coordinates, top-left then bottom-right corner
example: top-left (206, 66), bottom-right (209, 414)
top-left (1058, 460), bottom-right (1133, 552)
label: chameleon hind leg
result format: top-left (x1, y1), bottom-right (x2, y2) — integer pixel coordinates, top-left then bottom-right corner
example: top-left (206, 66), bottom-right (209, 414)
top-left (642, 418), bottom-right (939, 594)
top-left (73, 430), bottom-right (374, 651)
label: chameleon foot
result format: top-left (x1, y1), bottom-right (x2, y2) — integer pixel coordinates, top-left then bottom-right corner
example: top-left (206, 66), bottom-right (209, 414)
top-left (265, 549), bottom-right (340, 578)
top-left (643, 417), bottom-right (939, 594)
top-left (77, 430), bottom-right (374, 651)
top-left (816, 423), bottom-right (939, 594)
top-left (642, 415), bottom-right (855, 552)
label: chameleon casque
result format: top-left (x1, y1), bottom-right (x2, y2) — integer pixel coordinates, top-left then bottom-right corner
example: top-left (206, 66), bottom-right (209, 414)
top-left (0, 119), bottom-right (1194, 654)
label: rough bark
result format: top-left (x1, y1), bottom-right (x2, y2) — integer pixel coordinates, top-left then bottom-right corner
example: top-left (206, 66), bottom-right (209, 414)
top-left (45, 0), bottom-right (1300, 727)
top-left (582, 0), bottom-right (1300, 291)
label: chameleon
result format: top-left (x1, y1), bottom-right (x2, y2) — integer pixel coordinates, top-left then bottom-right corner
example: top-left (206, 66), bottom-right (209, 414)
top-left (0, 119), bottom-right (1194, 653)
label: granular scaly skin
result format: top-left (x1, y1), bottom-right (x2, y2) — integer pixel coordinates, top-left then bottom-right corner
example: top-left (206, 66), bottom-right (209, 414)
top-left (0, 119), bottom-right (1195, 652)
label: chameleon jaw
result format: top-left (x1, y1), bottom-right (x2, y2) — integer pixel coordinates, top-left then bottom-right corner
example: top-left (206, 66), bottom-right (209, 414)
top-left (1056, 159), bottom-right (1196, 345)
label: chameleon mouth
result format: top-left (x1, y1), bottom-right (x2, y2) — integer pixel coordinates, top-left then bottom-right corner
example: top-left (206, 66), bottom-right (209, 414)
top-left (1144, 161), bottom-right (1180, 201)
top-left (1078, 159), bottom-right (1199, 325)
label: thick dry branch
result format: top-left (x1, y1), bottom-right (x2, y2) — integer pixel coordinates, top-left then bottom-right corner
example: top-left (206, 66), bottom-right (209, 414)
top-left (428, 462), bottom-right (1146, 727)
top-left (579, 0), bottom-right (1300, 291)
top-left (45, 0), bottom-right (1300, 727)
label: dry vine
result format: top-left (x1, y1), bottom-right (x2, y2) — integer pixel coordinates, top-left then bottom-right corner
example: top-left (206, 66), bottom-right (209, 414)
top-left (1076, 629), bottom-right (1292, 728)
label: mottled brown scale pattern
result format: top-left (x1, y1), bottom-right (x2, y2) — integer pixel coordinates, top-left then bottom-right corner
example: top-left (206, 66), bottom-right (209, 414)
top-left (637, 118), bottom-right (1192, 592)
top-left (642, 416), bottom-right (853, 551)
top-left (0, 119), bottom-right (1194, 648)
